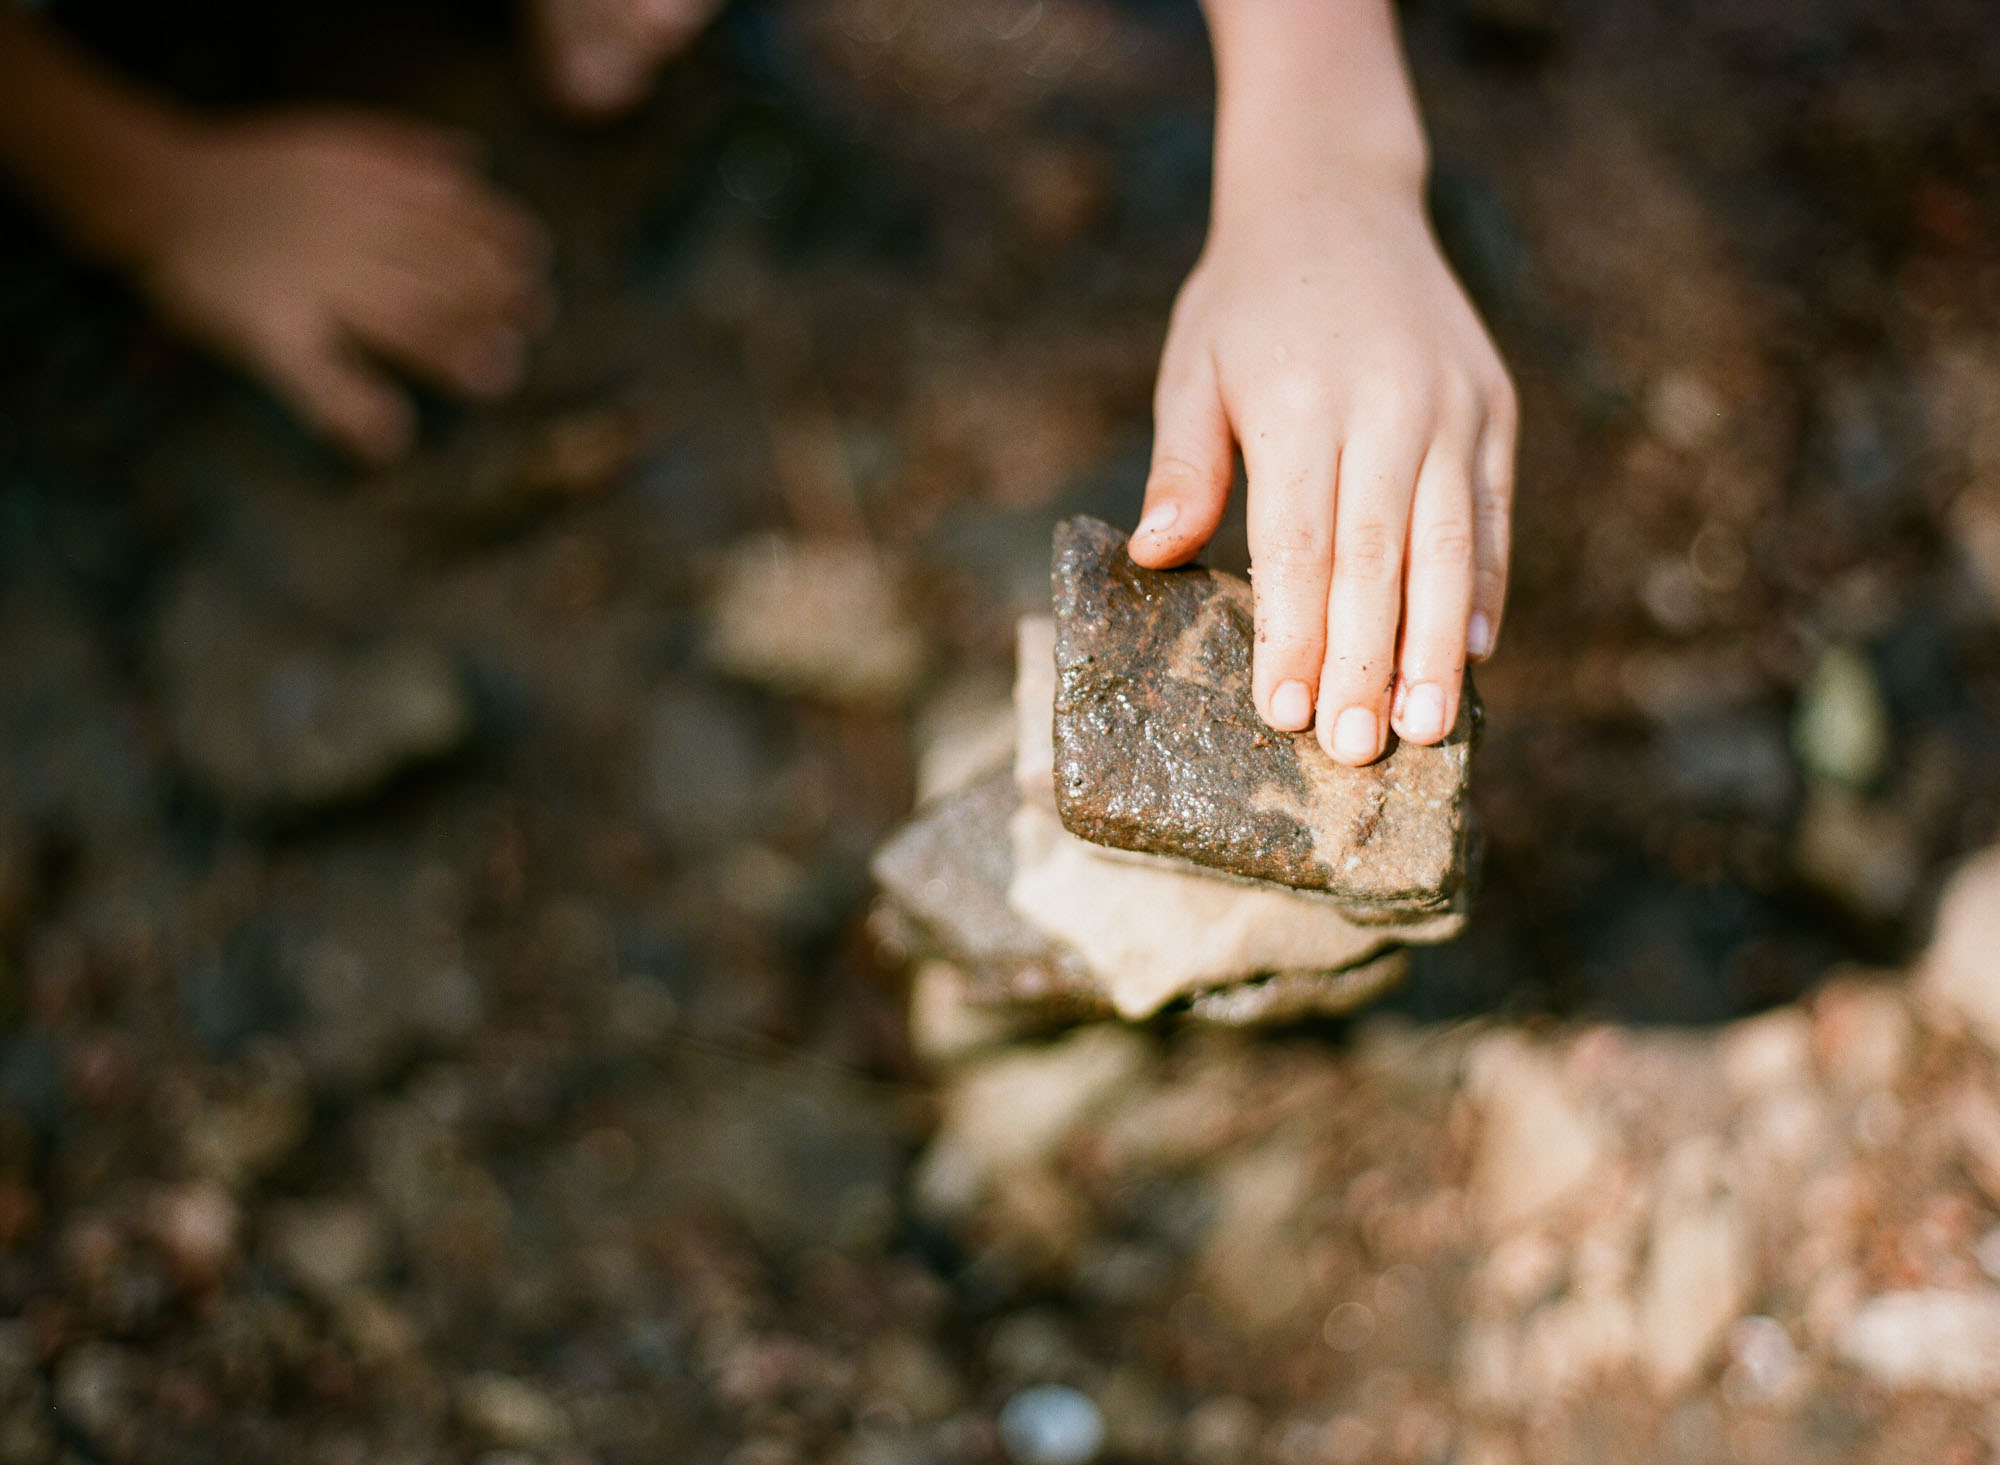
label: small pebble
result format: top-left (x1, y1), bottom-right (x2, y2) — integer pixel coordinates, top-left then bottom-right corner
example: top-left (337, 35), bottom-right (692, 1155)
top-left (1721, 1315), bottom-right (1798, 1403)
top-left (1792, 645), bottom-right (1888, 789)
top-left (1976, 1226), bottom-right (2000, 1283)
top-left (999, 1383), bottom-right (1105, 1465)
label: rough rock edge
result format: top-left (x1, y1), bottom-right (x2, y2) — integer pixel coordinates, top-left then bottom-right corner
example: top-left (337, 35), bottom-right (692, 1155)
top-left (870, 772), bottom-right (1412, 1027)
top-left (1050, 515), bottom-right (1479, 912)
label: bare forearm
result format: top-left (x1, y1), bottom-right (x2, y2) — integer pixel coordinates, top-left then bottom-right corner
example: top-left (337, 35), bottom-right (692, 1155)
top-left (1137, 0), bottom-right (1513, 763)
top-left (1199, 0), bottom-right (1428, 224)
top-left (0, 9), bottom-right (189, 263)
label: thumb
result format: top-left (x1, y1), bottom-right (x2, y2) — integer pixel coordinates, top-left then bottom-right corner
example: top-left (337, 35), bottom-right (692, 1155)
top-left (1130, 345), bottom-right (1233, 568)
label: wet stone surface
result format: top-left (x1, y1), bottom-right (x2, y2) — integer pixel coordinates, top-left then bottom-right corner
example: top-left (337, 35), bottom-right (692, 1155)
top-left (1050, 516), bottom-right (1479, 913)
top-left (872, 613), bottom-right (1469, 1024)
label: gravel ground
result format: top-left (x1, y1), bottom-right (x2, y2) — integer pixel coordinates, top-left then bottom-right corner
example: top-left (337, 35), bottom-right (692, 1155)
top-left (6, 0), bottom-right (2000, 1460)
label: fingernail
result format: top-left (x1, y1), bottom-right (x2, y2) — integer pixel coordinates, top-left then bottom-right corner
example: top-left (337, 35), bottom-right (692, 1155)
top-left (1135, 502), bottom-right (1178, 539)
top-left (1401, 683), bottom-right (1447, 742)
top-left (1269, 679), bottom-right (1311, 730)
top-left (1332, 706), bottom-right (1378, 763)
top-left (1468, 612), bottom-right (1495, 660)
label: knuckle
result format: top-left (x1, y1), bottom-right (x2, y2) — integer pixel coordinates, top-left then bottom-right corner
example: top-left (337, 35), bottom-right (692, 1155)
top-left (1335, 522), bottom-right (1401, 583)
top-left (1148, 454), bottom-right (1216, 495)
top-left (1363, 371), bottom-right (1438, 430)
top-left (1417, 518), bottom-right (1475, 570)
top-left (1438, 370), bottom-right (1480, 423)
top-left (1260, 367), bottom-right (1334, 422)
top-left (1254, 527), bottom-right (1333, 577)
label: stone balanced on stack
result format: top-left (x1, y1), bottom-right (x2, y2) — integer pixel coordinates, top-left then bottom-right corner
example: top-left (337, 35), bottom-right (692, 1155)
top-left (872, 516), bottom-right (1479, 1025)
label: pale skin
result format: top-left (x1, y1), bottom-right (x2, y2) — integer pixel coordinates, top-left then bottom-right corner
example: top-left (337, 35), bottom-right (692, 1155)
top-left (0, 0), bottom-right (1510, 719)
top-left (1131, 0), bottom-right (1517, 765)
top-left (0, 1), bottom-right (718, 464)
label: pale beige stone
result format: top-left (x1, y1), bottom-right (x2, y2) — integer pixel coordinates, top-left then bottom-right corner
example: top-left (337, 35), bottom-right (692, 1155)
top-left (1639, 1136), bottom-right (1752, 1395)
top-left (1837, 1289), bottom-right (2000, 1395)
top-left (1466, 1034), bottom-right (1609, 1236)
top-left (1920, 847), bottom-right (2000, 1053)
top-left (705, 535), bottom-right (923, 704)
top-left (1007, 801), bottom-right (1451, 1019)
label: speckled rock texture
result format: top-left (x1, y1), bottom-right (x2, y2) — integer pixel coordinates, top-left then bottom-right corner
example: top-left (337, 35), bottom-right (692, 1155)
top-left (1007, 615), bottom-right (1457, 1018)
top-left (869, 610), bottom-right (1476, 1026)
top-left (1051, 516), bottom-right (1479, 914)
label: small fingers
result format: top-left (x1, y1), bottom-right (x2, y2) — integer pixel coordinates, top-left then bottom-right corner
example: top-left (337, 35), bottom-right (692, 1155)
top-left (1244, 429), bottom-right (1338, 733)
top-left (1469, 383), bottom-right (1518, 661)
top-left (1316, 428), bottom-right (1424, 765)
top-left (1130, 343), bottom-right (1233, 570)
top-left (341, 272), bottom-right (529, 401)
top-left (378, 189), bottom-right (554, 322)
top-left (253, 315), bottom-right (414, 465)
top-left (333, 208), bottom-right (549, 400)
top-left (1391, 424), bottom-right (1479, 745)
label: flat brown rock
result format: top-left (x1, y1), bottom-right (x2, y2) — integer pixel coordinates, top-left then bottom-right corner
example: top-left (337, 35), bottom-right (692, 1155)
top-left (1051, 516), bottom-right (1478, 913)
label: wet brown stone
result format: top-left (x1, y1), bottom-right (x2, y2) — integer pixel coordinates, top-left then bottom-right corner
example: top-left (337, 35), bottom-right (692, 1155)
top-left (1051, 516), bottom-right (1478, 913)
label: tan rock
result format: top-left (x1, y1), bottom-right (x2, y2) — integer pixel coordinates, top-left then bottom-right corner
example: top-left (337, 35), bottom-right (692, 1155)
top-left (907, 960), bottom-right (1040, 1065)
top-left (1638, 1137), bottom-right (1751, 1395)
top-left (1007, 801), bottom-right (1443, 1019)
top-left (704, 535), bottom-right (923, 704)
top-left (1836, 1289), bottom-right (2000, 1394)
top-left (267, 1200), bottom-right (391, 1301)
top-left (1809, 977), bottom-right (1913, 1094)
top-left (456, 1372), bottom-right (570, 1449)
top-left (1467, 1034), bottom-right (1608, 1236)
top-left (1920, 847), bottom-right (2000, 1052)
top-left (1716, 1006), bottom-right (1813, 1100)
top-left (1518, 1292), bottom-right (1640, 1401)
top-left (914, 671), bottom-right (1016, 805)
top-left (1198, 1139), bottom-right (1314, 1333)
top-left (1014, 615), bottom-right (1059, 812)
top-left (930, 1024), bottom-right (1149, 1183)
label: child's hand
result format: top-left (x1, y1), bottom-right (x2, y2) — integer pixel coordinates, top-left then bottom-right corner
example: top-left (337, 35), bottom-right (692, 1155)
top-left (1131, 0), bottom-right (1516, 767)
top-left (133, 113), bottom-right (553, 464)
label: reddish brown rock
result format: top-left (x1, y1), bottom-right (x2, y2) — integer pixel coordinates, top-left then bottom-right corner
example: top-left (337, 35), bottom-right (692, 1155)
top-left (1051, 516), bottom-right (1478, 914)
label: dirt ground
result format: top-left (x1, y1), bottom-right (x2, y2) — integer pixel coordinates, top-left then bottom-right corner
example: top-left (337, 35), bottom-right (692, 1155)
top-left (6, 0), bottom-right (2000, 1461)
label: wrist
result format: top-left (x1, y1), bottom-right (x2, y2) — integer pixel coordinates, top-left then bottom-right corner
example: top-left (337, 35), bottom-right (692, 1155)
top-left (54, 103), bottom-right (204, 271)
top-left (1208, 143), bottom-right (1428, 256)
top-left (1201, 0), bottom-right (1430, 229)
top-left (0, 11), bottom-right (205, 273)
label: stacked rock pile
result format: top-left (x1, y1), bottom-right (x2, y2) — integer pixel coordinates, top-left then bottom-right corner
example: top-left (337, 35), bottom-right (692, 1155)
top-left (873, 516), bottom-right (1480, 1028)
